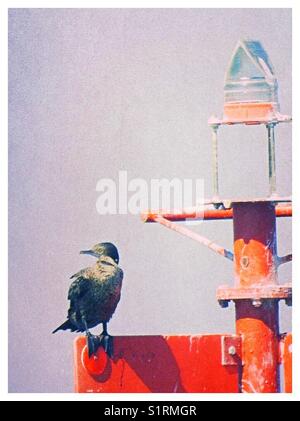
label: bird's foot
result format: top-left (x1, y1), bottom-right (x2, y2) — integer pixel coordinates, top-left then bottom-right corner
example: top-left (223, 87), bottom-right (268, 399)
top-left (98, 332), bottom-right (114, 358)
top-left (86, 332), bottom-right (101, 358)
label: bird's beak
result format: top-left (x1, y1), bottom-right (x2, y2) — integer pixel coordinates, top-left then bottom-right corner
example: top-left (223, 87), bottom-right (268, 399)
top-left (80, 250), bottom-right (100, 258)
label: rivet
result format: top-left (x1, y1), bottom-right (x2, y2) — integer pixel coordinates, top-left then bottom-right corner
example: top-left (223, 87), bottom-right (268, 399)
top-left (228, 346), bottom-right (236, 356)
top-left (252, 299), bottom-right (262, 308)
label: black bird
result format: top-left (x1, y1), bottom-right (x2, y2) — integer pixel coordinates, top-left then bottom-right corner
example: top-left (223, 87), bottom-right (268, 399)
top-left (53, 242), bottom-right (123, 358)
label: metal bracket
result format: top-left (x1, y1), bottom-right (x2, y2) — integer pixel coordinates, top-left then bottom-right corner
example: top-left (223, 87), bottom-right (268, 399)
top-left (221, 335), bottom-right (243, 366)
top-left (217, 283), bottom-right (292, 306)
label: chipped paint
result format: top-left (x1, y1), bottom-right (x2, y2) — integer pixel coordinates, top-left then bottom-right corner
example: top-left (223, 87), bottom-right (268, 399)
top-left (242, 379), bottom-right (258, 393)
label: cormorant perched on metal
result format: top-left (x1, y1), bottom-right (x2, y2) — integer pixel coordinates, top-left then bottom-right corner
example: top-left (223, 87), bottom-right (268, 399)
top-left (53, 242), bottom-right (123, 358)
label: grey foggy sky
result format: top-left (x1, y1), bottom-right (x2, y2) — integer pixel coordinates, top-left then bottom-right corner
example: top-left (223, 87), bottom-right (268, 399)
top-left (8, 8), bottom-right (291, 392)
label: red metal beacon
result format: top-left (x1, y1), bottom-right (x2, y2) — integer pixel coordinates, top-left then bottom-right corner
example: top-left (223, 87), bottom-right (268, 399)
top-left (210, 40), bottom-right (292, 393)
top-left (74, 40), bottom-right (292, 393)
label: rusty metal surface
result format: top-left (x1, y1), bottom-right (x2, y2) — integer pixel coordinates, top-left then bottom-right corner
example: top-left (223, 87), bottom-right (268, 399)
top-left (233, 202), bottom-right (278, 286)
top-left (221, 335), bottom-right (243, 367)
top-left (141, 200), bottom-right (292, 393)
top-left (74, 335), bottom-right (241, 393)
top-left (142, 204), bottom-right (292, 222)
top-left (279, 333), bottom-right (292, 393)
top-left (217, 283), bottom-right (292, 301)
top-left (230, 202), bottom-right (283, 393)
top-left (236, 300), bottom-right (280, 393)
top-left (142, 208), bottom-right (233, 222)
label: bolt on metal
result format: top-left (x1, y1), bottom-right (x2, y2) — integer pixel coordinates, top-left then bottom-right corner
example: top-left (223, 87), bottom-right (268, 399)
top-left (228, 346), bottom-right (236, 356)
top-left (252, 299), bottom-right (263, 308)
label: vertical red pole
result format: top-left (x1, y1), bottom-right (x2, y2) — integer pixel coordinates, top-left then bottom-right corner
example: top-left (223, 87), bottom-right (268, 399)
top-left (233, 202), bottom-right (279, 393)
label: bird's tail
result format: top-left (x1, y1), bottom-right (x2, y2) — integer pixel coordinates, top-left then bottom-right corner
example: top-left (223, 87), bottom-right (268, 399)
top-left (52, 320), bottom-right (73, 334)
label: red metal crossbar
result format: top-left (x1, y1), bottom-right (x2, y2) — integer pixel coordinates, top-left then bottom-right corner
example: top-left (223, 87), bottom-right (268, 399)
top-left (142, 205), bottom-right (292, 222)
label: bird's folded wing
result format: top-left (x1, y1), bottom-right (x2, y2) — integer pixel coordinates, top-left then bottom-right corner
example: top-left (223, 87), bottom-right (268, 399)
top-left (68, 276), bottom-right (91, 301)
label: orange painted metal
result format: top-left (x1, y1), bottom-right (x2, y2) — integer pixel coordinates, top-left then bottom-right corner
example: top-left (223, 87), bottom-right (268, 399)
top-left (279, 333), bottom-right (292, 393)
top-left (233, 202), bottom-right (277, 286)
top-left (208, 111), bottom-right (291, 127)
top-left (141, 200), bottom-right (291, 393)
top-left (142, 205), bottom-right (291, 223)
top-left (142, 208), bottom-right (233, 222)
top-left (236, 301), bottom-right (279, 393)
top-left (276, 206), bottom-right (292, 218)
top-left (232, 202), bottom-right (280, 393)
top-left (223, 102), bottom-right (276, 123)
top-left (74, 335), bottom-right (241, 393)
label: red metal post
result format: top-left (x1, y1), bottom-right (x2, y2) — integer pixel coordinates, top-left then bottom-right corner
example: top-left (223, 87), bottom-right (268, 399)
top-left (233, 202), bottom-right (279, 393)
top-left (279, 333), bottom-right (292, 393)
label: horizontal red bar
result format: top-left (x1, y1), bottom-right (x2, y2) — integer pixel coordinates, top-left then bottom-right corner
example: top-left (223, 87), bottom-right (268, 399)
top-left (142, 206), bottom-right (292, 222)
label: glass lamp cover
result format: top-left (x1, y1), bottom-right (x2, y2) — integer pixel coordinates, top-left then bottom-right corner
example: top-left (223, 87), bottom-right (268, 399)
top-left (224, 40), bottom-right (279, 107)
